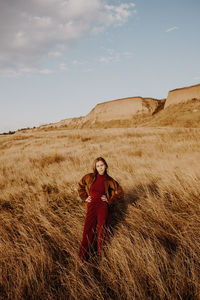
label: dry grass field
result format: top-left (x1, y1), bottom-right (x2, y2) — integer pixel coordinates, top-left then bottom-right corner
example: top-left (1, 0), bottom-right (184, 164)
top-left (1, 126), bottom-right (200, 299)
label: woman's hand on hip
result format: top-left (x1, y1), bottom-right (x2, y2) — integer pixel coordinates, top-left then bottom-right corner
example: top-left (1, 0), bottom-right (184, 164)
top-left (101, 195), bottom-right (108, 202)
top-left (85, 196), bottom-right (91, 202)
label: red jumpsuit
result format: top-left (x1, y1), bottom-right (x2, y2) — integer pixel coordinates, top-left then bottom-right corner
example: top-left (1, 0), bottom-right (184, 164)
top-left (78, 173), bottom-right (109, 261)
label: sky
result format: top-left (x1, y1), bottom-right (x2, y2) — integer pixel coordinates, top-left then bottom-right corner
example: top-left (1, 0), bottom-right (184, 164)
top-left (0, 0), bottom-right (200, 133)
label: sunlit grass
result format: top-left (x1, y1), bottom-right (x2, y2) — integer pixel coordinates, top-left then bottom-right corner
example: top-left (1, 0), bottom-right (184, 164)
top-left (1, 126), bottom-right (200, 299)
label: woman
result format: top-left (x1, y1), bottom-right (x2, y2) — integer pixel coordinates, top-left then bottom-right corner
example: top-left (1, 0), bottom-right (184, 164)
top-left (78, 157), bottom-right (124, 261)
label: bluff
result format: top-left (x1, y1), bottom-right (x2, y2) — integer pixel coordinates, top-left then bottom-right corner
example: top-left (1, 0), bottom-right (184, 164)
top-left (36, 82), bottom-right (200, 131)
top-left (84, 97), bottom-right (162, 122)
top-left (164, 83), bottom-right (200, 108)
top-left (40, 97), bottom-right (164, 129)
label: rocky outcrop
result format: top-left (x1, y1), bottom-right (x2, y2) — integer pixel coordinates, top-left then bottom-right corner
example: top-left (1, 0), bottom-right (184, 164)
top-left (164, 83), bottom-right (200, 108)
top-left (83, 97), bottom-right (163, 122)
top-left (38, 82), bottom-right (200, 130)
top-left (39, 96), bottom-right (164, 129)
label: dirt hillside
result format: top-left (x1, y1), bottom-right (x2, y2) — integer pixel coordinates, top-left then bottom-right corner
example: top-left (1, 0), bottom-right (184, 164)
top-left (164, 83), bottom-right (200, 108)
top-left (7, 83), bottom-right (200, 134)
top-left (40, 97), bottom-right (164, 130)
top-left (84, 97), bottom-right (161, 121)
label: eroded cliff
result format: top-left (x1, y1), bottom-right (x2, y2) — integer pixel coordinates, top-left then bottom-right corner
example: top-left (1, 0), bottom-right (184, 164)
top-left (164, 83), bottom-right (200, 108)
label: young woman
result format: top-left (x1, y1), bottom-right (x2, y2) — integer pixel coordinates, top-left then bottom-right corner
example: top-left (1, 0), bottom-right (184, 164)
top-left (78, 157), bottom-right (124, 261)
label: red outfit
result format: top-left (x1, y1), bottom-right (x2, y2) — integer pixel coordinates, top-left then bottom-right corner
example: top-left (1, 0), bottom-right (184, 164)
top-left (78, 173), bottom-right (109, 261)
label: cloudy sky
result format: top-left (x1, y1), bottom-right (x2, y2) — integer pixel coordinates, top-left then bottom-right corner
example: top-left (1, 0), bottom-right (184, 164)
top-left (0, 0), bottom-right (200, 133)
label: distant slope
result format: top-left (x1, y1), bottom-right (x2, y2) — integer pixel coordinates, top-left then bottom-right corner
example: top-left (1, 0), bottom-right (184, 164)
top-left (164, 83), bottom-right (200, 108)
top-left (143, 98), bottom-right (200, 128)
top-left (84, 96), bottom-right (162, 121)
top-left (38, 98), bottom-right (200, 130)
top-left (39, 97), bottom-right (165, 130)
top-left (14, 82), bottom-right (200, 134)
top-left (78, 98), bottom-right (200, 128)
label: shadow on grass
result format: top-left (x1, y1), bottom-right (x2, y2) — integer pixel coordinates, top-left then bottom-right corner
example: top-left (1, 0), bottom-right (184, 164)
top-left (108, 180), bottom-right (178, 257)
top-left (108, 183), bottom-right (147, 235)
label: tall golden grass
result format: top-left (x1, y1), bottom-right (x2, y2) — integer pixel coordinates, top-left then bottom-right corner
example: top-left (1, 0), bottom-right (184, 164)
top-left (1, 126), bottom-right (200, 299)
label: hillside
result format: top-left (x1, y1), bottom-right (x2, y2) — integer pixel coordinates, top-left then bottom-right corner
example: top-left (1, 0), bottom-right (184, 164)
top-left (1, 126), bottom-right (200, 299)
top-left (84, 97), bottom-right (161, 121)
top-left (36, 83), bottom-right (200, 132)
top-left (3, 83), bottom-right (199, 136)
top-left (39, 96), bottom-right (165, 130)
top-left (164, 83), bottom-right (200, 108)
top-left (144, 98), bottom-right (200, 127)
top-left (37, 98), bottom-right (200, 131)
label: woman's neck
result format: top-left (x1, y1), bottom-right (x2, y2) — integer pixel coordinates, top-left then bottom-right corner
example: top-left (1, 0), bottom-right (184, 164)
top-left (97, 172), bottom-right (105, 176)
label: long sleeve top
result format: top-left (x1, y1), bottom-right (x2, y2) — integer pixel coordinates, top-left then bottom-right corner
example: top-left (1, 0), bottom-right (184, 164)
top-left (89, 173), bottom-right (105, 200)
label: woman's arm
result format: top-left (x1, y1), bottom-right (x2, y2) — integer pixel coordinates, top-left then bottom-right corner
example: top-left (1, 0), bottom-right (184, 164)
top-left (108, 180), bottom-right (124, 205)
top-left (77, 175), bottom-right (88, 201)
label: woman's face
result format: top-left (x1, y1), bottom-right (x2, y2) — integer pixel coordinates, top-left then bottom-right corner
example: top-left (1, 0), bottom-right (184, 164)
top-left (96, 161), bottom-right (106, 175)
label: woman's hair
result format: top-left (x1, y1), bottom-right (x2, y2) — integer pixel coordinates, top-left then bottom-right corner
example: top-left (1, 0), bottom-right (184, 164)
top-left (92, 157), bottom-right (108, 176)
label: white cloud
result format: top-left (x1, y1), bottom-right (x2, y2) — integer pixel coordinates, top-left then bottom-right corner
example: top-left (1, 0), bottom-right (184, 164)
top-left (165, 26), bottom-right (178, 33)
top-left (99, 55), bottom-right (120, 63)
top-left (99, 48), bottom-right (120, 63)
top-left (104, 3), bottom-right (136, 23)
top-left (59, 63), bottom-right (68, 71)
top-left (72, 59), bottom-right (87, 65)
top-left (99, 48), bottom-right (134, 64)
top-left (91, 26), bottom-right (105, 35)
top-left (122, 51), bottom-right (134, 57)
top-left (48, 51), bottom-right (62, 58)
top-left (21, 68), bottom-right (53, 75)
top-left (0, 67), bottom-right (53, 78)
top-left (0, 0), bottom-right (136, 77)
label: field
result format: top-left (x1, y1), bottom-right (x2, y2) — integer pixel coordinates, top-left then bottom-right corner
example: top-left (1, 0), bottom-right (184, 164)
top-left (1, 126), bottom-right (200, 299)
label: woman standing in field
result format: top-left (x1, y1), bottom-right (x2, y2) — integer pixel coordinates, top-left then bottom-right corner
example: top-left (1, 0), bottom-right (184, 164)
top-left (78, 157), bottom-right (124, 261)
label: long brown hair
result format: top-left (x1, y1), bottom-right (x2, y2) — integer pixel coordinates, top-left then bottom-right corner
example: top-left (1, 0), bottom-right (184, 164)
top-left (92, 157), bottom-right (108, 176)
